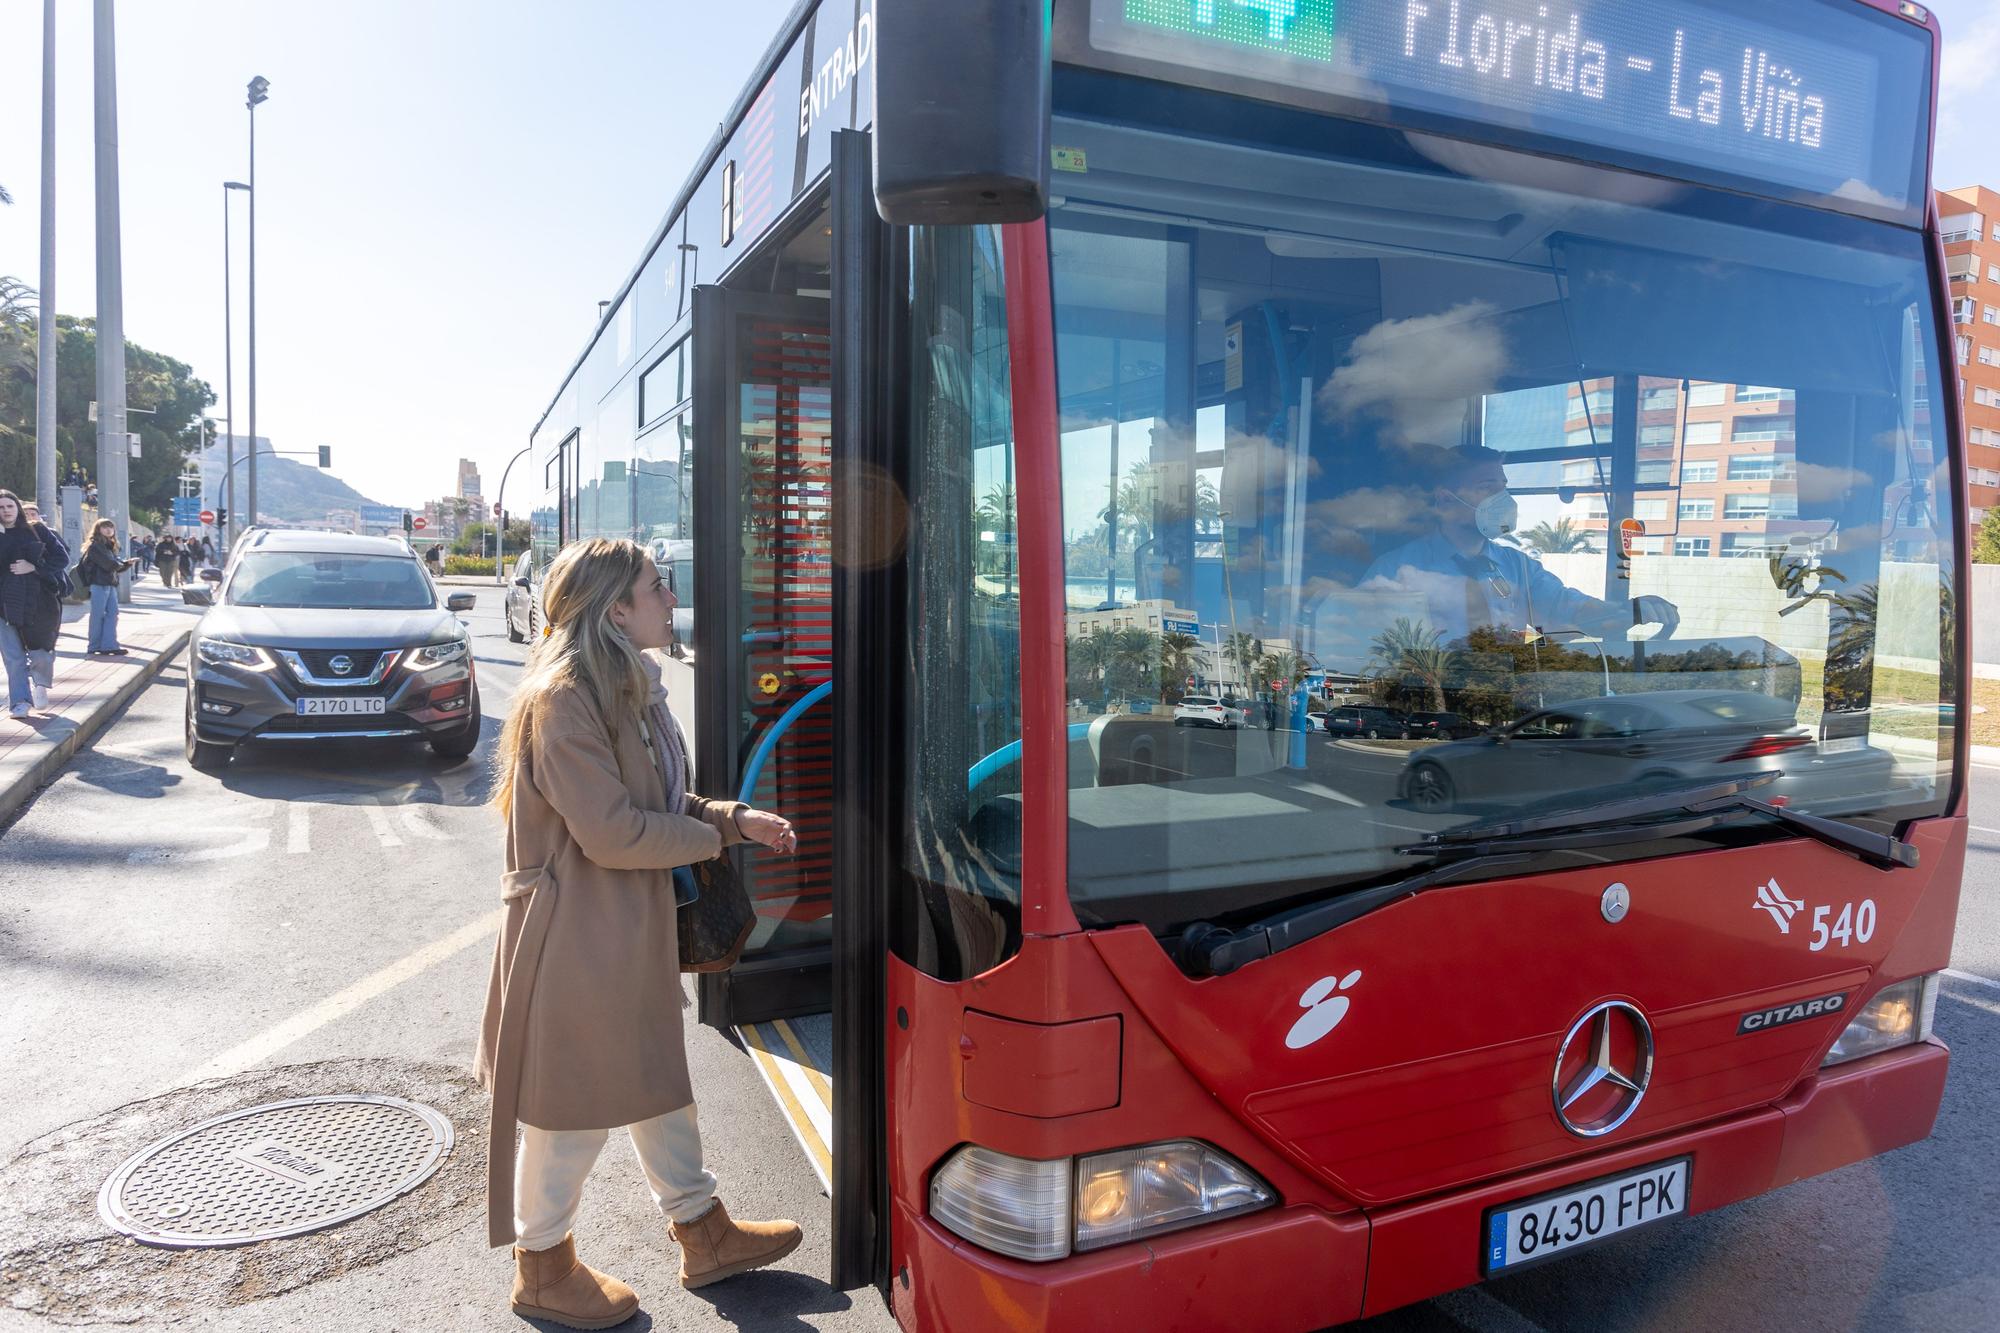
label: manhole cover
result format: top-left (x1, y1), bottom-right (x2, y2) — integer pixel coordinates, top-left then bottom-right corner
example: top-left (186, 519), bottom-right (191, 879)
top-left (96, 1094), bottom-right (452, 1248)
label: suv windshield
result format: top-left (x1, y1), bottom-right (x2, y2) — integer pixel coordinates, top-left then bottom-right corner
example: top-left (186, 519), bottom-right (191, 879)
top-left (228, 552), bottom-right (436, 611)
top-left (1048, 98), bottom-right (1956, 932)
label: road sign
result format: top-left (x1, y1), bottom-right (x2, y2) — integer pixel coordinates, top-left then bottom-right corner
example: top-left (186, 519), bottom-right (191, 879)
top-left (1163, 617), bottom-right (1199, 635)
top-left (199, 509), bottom-right (215, 526)
top-left (493, 501), bottom-right (503, 516)
top-left (359, 504), bottom-right (404, 527)
top-left (170, 497), bottom-right (202, 526)
top-left (412, 516), bottom-right (429, 531)
top-left (1618, 516), bottom-right (1646, 557)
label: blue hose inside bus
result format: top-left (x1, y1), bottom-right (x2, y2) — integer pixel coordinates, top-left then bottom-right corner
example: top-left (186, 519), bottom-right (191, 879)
top-left (737, 679), bottom-right (833, 804)
top-left (967, 723), bottom-right (1094, 789)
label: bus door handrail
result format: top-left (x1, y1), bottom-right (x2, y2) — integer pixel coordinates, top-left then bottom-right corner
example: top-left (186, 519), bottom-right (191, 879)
top-left (737, 679), bottom-right (833, 804)
top-left (968, 723), bottom-right (1094, 790)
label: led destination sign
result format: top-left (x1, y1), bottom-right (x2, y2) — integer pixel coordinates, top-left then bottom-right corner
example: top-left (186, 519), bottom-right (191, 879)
top-left (1088, 0), bottom-right (1929, 212)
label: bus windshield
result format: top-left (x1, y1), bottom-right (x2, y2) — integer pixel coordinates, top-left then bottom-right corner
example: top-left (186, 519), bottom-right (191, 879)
top-left (1046, 102), bottom-right (1958, 933)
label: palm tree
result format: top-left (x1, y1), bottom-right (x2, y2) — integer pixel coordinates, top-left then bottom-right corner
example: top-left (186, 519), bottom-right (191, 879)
top-left (1158, 631), bottom-right (1199, 701)
top-left (1520, 517), bottom-right (1598, 554)
top-left (1066, 629), bottom-right (1116, 705)
top-left (1106, 626), bottom-right (1157, 701)
top-left (1370, 617), bottom-right (1457, 712)
top-left (1223, 632), bottom-right (1261, 693)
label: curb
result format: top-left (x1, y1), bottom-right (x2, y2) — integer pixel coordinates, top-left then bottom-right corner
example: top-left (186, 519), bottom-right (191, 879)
top-left (0, 628), bottom-right (193, 828)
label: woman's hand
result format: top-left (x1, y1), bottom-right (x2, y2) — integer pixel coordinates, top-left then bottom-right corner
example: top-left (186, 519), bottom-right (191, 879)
top-left (733, 807), bottom-right (797, 855)
top-left (8, 560), bottom-right (34, 575)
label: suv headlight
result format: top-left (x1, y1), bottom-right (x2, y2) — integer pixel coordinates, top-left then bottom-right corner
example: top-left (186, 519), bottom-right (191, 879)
top-left (410, 638), bottom-right (468, 669)
top-left (195, 637), bottom-right (267, 669)
top-left (1822, 974), bottom-right (1939, 1067)
top-left (928, 1140), bottom-right (1274, 1262)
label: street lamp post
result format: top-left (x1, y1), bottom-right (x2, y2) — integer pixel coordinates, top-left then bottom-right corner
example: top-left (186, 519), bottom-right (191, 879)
top-left (223, 181), bottom-right (248, 549)
top-left (492, 442), bottom-right (531, 583)
top-left (245, 75), bottom-right (268, 535)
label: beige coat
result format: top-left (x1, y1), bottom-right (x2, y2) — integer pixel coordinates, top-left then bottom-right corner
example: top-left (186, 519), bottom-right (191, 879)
top-left (476, 669), bottom-right (745, 1247)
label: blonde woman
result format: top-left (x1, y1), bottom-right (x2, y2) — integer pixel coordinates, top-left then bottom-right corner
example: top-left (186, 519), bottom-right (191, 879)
top-left (478, 538), bottom-right (801, 1329)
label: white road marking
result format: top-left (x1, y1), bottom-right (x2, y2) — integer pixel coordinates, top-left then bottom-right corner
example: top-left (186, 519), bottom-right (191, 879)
top-left (396, 801), bottom-right (455, 841)
top-left (1944, 988), bottom-right (2000, 1018)
top-left (1969, 825), bottom-right (2000, 837)
top-left (169, 907), bottom-right (502, 1091)
top-left (1944, 967), bottom-right (2000, 991)
top-left (127, 805), bottom-right (274, 863)
top-left (360, 799), bottom-right (404, 848)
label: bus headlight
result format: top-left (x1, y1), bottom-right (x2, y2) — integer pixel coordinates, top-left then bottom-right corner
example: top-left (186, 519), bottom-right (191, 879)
top-left (1072, 1141), bottom-right (1274, 1252)
top-left (1822, 974), bottom-right (1939, 1067)
top-left (928, 1141), bottom-right (1275, 1262)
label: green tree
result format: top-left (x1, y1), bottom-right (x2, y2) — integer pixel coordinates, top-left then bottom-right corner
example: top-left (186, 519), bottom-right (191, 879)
top-left (1104, 626), bottom-right (1157, 701)
top-left (1370, 617), bottom-right (1458, 712)
top-left (1520, 517), bottom-right (1598, 554)
top-left (1974, 507), bottom-right (2000, 564)
top-left (0, 316), bottom-right (213, 511)
top-left (1066, 629), bottom-right (1115, 704)
top-left (1223, 631), bottom-right (1262, 692)
top-left (1158, 631), bottom-right (1199, 702)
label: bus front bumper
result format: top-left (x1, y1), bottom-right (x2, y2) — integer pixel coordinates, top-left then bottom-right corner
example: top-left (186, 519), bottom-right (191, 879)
top-left (890, 1039), bottom-right (1947, 1333)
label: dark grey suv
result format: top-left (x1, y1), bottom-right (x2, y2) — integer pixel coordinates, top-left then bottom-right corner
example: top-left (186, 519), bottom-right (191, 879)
top-left (182, 531), bottom-right (480, 772)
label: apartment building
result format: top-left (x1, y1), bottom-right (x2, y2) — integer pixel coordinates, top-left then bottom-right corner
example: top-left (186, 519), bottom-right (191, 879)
top-left (1940, 185), bottom-right (2000, 530)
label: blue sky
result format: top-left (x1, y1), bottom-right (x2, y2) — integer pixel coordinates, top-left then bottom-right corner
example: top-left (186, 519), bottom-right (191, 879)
top-left (2, 0), bottom-right (1997, 511)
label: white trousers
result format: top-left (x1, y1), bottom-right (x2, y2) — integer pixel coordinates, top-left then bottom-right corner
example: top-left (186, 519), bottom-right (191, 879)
top-left (514, 1103), bottom-right (718, 1251)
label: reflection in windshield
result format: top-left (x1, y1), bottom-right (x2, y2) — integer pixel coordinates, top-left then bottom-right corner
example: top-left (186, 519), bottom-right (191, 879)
top-left (1048, 108), bottom-right (1954, 931)
top-left (229, 553), bottom-right (436, 611)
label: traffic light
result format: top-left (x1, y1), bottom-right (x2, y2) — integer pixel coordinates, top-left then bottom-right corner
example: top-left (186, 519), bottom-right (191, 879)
top-left (402, 512), bottom-right (414, 533)
top-left (215, 507), bottom-right (227, 528)
top-left (317, 445), bottom-right (332, 468)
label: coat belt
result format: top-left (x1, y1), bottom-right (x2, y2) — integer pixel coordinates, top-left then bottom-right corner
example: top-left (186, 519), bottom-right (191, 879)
top-left (486, 868), bottom-right (558, 1248)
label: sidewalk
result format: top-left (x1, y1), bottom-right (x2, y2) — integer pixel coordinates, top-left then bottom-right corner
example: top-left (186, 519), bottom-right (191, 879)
top-left (0, 580), bottom-right (201, 826)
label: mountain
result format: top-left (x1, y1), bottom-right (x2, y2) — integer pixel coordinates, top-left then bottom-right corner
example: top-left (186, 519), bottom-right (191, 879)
top-left (197, 440), bottom-right (393, 526)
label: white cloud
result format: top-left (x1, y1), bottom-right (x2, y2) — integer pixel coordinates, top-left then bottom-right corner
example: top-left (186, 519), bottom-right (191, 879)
top-left (1317, 301), bottom-right (1508, 447)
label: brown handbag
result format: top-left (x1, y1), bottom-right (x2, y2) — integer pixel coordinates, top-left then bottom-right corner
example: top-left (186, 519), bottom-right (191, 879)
top-left (674, 855), bottom-right (755, 973)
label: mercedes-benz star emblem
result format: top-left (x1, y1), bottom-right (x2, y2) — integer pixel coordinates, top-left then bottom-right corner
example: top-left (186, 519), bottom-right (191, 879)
top-left (1552, 1001), bottom-right (1654, 1138)
top-left (328, 655), bottom-right (354, 676)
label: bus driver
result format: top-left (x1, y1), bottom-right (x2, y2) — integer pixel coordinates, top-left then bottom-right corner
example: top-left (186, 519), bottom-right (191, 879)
top-left (1360, 444), bottom-right (1680, 645)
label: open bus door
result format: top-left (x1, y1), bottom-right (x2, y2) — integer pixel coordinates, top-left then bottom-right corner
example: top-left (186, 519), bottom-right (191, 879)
top-left (691, 131), bottom-right (893, 1294)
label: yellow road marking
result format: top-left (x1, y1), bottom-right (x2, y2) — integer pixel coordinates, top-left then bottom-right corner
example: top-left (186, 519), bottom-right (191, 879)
top-left (770, 1016), bottom-right (833, 1111)
top-left (739, 1022), bottom-right (833, 1188)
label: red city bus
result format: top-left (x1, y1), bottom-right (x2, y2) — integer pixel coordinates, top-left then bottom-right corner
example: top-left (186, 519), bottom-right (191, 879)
top-left (526, 1), bottom-right (1966, 1326)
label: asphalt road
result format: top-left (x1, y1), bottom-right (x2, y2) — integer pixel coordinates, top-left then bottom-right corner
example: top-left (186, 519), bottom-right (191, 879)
top-left (0, 585), bottom-right (1993, 1331)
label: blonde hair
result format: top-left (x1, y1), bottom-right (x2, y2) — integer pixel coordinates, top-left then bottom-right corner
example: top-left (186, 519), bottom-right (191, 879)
top-left (492, 538), bottom-right (655, 817)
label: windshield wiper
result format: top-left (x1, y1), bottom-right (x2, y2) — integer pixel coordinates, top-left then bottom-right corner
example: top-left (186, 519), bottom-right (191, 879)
top-left (1405, 770), bottom-right (1918, 871)
top-left (1178, 853), bottom-right (1539, 978)
top-left (1177, 772), bottom-right (1916, 979)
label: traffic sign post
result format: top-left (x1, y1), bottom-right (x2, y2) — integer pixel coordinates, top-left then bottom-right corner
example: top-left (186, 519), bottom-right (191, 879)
top-left (412, 516), bottom-right (429, 532)
top-left (199, 509), bottom-right (216, 526)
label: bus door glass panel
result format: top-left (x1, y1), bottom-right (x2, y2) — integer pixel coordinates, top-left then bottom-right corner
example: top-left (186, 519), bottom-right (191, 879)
top-left (637, 405), bottom-right (693, 655)
top-left (1042, 106), bottom-right (1956, 939)
top-left (715, 297), bottom-right (835, 959)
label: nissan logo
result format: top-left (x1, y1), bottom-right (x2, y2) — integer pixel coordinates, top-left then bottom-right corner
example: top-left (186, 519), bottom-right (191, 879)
top-left (1552, 1001), bottom-right (1654, 1138)
top-left (328, 655), bottom-right (354, 676)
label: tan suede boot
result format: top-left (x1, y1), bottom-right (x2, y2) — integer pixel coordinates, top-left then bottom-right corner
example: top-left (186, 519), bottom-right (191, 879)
top-left (669, 1199), bottom-right (803, 1289)
top-left (510, 1233), bottom-right (640, 1329)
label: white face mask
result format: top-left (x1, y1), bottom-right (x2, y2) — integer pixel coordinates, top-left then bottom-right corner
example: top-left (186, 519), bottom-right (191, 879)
top-left (1450, 487), bottom-right (1517, 541)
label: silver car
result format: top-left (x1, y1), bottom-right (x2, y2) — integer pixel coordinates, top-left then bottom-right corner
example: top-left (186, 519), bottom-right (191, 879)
top-left (183, 530), bottom-right (480, 772)
top-left (1398, 690), bottom-right (1895, 815)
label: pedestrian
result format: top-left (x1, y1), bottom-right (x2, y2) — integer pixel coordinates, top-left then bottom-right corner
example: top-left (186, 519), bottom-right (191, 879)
top-left (79, 519), bottom-right (135, 658)
top-left (155, 536), bottom-right (179, 588)
top-left (424, 543), bottom-right (442, 574)
top-left (0, 492), bottom-right (66, 718)
top-left (177, 539), bottom-right (194, 585)
top-left (19, 504), bottom-right (68, 711)
top-left (135, 536), bottom-right (153, 575)
top-left (478, 537), bottom-right (802, 1327)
